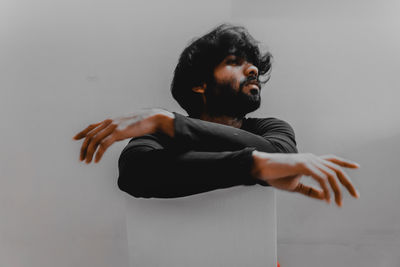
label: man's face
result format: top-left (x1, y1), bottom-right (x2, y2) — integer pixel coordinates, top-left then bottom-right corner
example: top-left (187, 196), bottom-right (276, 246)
top-left (204, 54), bottom-right (261, 118)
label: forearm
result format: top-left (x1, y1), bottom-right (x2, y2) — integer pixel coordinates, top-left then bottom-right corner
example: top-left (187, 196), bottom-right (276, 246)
top-left (154, 111), bottom-right (297, 154)
top-left (118, 146), bottom-right (267, 199)
top-left (170, 112), bottom-right (286, 153)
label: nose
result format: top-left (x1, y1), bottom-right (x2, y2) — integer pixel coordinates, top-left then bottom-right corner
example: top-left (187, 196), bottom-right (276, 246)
top-left (244, 63), bottom-right (258, 78)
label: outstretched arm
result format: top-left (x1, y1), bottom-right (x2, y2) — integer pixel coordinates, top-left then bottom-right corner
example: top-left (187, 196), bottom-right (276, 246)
top-left (73, 109), bottom-right (296, 164)
top-left (118, 134), bottom-right (360, 205)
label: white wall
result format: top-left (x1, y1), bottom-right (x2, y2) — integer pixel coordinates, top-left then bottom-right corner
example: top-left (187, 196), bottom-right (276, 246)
top-left (231, 1), bottom-right (400, 266)
top-left (1, 0), bottom-right (399, 266)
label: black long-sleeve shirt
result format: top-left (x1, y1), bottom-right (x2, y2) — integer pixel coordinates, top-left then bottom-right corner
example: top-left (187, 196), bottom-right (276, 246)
top-left (117, 112), bottom-right (297, 198)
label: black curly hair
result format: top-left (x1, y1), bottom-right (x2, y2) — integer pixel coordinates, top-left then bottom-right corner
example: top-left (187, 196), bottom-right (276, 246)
top-left (170, 23), bottom-right (273, 118)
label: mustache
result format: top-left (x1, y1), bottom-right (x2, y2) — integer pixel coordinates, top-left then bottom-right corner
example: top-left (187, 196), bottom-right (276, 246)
top-left (239, 77), bottom-right (261, 90)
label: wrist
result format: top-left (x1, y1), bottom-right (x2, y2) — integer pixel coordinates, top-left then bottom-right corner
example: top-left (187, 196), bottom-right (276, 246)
top-left (155, 111), bottom-right (175, 137)
top-left (251, 150), bottom-right (272, 181)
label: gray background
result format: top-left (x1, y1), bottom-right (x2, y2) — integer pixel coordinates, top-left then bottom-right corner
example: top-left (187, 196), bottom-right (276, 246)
top-left (1, 0), bottom-right (399, 266)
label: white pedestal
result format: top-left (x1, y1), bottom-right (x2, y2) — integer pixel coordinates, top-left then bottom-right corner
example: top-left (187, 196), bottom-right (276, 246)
top-left (124, 186), bottom-right (276, 267)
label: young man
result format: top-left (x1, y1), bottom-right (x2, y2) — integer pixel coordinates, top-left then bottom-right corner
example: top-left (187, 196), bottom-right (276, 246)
top-left (73, 24), bottom-right (360, 207)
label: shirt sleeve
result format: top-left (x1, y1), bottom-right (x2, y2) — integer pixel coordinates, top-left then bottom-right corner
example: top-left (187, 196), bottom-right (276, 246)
top-left (172, 112), bottom-right (297, 154)
top-left (117, 112), bottom-right (297, 198)
top-left (117, 136), bottom-right (259, 198)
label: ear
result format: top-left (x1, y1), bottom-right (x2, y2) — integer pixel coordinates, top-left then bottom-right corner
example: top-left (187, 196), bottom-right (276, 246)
top-left (192, 83), bottom-right (206, 94)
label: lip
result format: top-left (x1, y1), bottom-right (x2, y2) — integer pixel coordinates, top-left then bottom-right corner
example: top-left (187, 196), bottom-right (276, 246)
top-left (244, 83), bottom-right (260, 90)
top-left (243, 83), bottom-right (260, 96)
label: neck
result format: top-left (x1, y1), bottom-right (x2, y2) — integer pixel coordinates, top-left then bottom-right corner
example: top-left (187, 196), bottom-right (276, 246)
top-left (199, 113), bottom-right (243, 128)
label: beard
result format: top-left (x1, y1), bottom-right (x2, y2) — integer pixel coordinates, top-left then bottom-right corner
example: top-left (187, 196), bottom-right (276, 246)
top-left (204, 77), bottom-right (261, 119)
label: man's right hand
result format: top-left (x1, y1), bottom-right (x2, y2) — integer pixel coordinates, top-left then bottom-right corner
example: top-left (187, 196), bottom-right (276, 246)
top-left (72, 108), bottom-right (175, 164)
top-left (251, 151), bottom-right (360, 207)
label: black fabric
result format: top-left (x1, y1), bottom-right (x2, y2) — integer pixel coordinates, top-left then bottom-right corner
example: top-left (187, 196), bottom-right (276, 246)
top-left (117, 112), bottom-right (297, 198)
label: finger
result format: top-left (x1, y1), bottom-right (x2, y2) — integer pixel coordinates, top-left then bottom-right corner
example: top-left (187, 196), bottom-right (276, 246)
top-left (294, 183), bottom-right (326, 200)
top-left (319, 158), bottom-right (360, 199)
top-left (302, 162), bottom-right (331, 203)
top-left (85, 123), bottom-right (117, 163)
top-left (94, 136), bottom-right (115, 163)
top-left (312, 159), bottom-right (343, 207)
top-left (80, 120), bottom-right (112, 161)
top-left (73, 122), bottom-right (103, 140)
top-left (320, 154), bottom-right (360, 169)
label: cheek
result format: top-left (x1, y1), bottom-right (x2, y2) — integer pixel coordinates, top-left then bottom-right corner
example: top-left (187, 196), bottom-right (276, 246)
top-left (217, 70), bottom-right (241, 88)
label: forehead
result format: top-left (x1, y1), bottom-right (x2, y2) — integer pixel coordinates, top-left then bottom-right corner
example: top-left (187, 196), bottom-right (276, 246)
top-left (222, 46), bottom-right (255, 63)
